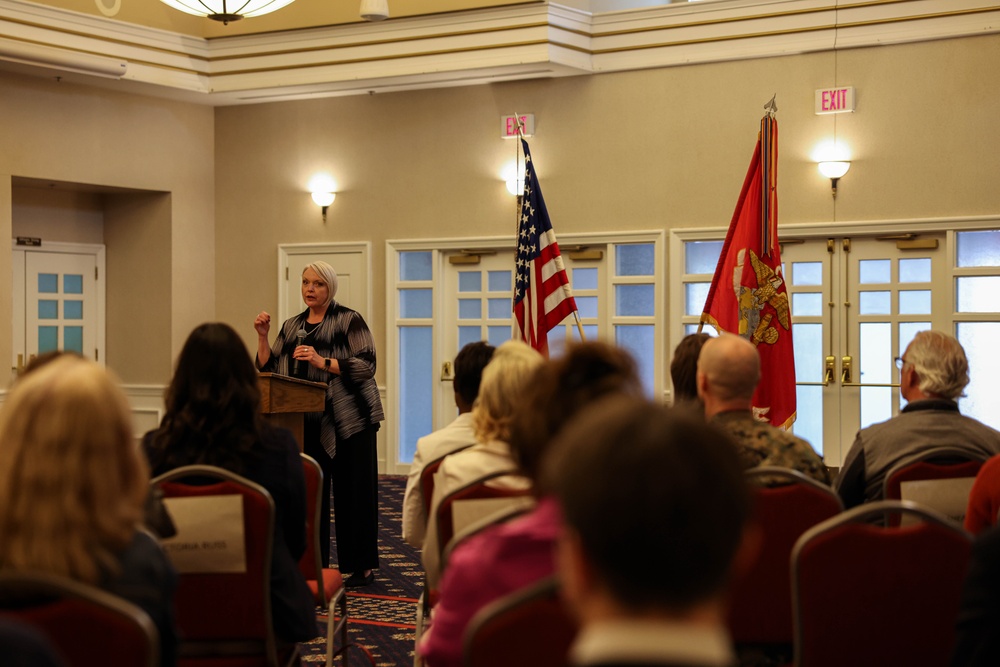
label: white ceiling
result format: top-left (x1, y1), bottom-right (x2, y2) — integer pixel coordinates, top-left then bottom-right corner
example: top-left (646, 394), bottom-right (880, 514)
top-left (1, 0), bottom-right (998, 106)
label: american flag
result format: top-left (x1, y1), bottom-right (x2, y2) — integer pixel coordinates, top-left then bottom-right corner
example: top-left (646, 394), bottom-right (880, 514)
top-left (513, 138), bottom-right (578, 356)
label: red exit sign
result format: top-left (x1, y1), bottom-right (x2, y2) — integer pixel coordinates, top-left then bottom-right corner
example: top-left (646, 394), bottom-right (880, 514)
top-left (815, 87), bottom-right (855, 114)
top-left (501, 114), bottom-right (534, 138)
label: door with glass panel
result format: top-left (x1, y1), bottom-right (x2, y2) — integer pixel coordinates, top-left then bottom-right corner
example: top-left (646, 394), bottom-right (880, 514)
top-left (681, 233), bottom-right (954, 468)
top-left (392, 236), bottom-right (664, 471)
top-left (439, 250), bottom-right (604, 426)
top-left (781, 235), bottom-right (947, 467)
top-left (13, 247), bottom-right (102, 374)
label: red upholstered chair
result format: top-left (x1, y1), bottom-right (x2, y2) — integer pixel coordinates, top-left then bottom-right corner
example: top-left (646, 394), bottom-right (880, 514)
top-left (0, 570), bottom-right (158, 667)
top-left (419, 445), bottom-right (474, 517)
top-left (415, 470), bottom-right (533, 660)
top-left (432, 470), bottom-right (533, 567)
top-left (152, 465), bottom-right (295, 667)
top-left (727, 467), bottom-right (842, 659)
top-left (791, 500), bottom-right (972, 667)
top-left (882, 447), bottom-right (986, 527)
top-left (299, 454), bottom-right (349, 666)
top-left (462, 576), bottom-right (577, 667)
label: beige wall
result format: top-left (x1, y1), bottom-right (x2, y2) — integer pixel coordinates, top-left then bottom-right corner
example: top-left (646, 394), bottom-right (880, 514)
top-left (0, 70), bottom-right (215, 386)
top-left (215, 34), bottom-right (1000, 387)
top-left (2, 33), bottom-right (998, 390)
top-left (12, 188), bottom-right (104, 244)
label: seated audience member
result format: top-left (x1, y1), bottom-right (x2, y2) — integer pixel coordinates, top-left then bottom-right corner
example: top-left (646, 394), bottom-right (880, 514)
top-left (419, 342), bottom-right (643, 667)
top-left (143, 323), bottom-right (317, 644)
top-left (953, 524), bottom-right (1000, 666)
top-left (0, 619), bottom-right (66, 667)
top-left (403, 341), bottom-right (495, 549)
top-left (0, 357), bottom-right (178, 667)
top-left (835, 330), bottom-right (1000, 509)
top-left (422, 340), bottom-right (543, 589)
top-left (19, 350), bottom-right (177, 540)
top-left (670, 332), bottom-right (712, 406)
top-left (965, 454), bottom-right (1000, 535)
top-left (545, 396), bottom-right (753, 667)
top-left (698, 333), bottom-right (829, 484)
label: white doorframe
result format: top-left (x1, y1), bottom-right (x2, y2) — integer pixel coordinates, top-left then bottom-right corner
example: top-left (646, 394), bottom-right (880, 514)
top-left (276, 242), bottom-right (386, 469)
top-left (277, 243), bottom-right (372, 322)
top-left (386, 229), bottom-right (664, 476)
top-left (11, 241), bottom-right (106, 378)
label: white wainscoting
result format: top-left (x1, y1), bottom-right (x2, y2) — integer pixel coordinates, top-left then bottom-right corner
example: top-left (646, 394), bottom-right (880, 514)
top-left (124, 384), bottom-right (167, 442)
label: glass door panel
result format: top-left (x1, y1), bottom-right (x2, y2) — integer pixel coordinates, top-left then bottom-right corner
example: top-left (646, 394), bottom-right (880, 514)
top-left (841, 235), bottom-right (947, 446)
top-left (24, 251), bottom-right (97, 361)
top-left (684, 232), bottom-right (949, 469)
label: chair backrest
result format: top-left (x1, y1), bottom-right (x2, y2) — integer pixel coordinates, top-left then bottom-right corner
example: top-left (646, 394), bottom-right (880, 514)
top-left (151, 465), bottom-right (279, 665)
top-left (0, 571), bottom-right (158, 667)
top-left (883, 447), bottom-right (986, 526)
top-left (727, 467), bottom-right (843, 647)
top-left (420, 445), bottom-right (474, 516)
top-left (441, 502), bottom-right (534, 572)
top-left (791, 500), bottom-right (972, 667)
top-left (298, 453), bottom-right (326, 604)
top-left (463, 576), bottom-right (577, 667)
top-left (434, 470), bottom-right (532, 566)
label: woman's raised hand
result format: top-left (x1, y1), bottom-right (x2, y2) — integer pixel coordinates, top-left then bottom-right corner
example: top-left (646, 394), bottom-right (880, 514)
top-left (254, 311), bottom-right (271, 337)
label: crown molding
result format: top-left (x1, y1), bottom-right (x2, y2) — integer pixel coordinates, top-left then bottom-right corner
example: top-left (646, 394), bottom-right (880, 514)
top-left (0, 0), bottom-right (997, 105)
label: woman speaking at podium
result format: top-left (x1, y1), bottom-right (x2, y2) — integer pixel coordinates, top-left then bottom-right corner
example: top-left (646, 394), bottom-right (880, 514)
top-left (255, 261), bottom-right (384, 588)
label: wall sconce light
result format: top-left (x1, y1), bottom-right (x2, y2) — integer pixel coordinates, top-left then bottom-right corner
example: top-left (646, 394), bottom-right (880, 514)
top-left (818, 161), bottom-right (851, 198)
top-left (311, 191), bottom-right (336, 222)
top-left (502, 163), bottom-right (525, 196)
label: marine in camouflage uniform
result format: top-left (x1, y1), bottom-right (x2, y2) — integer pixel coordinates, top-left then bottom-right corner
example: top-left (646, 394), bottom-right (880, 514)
top-left (711, 410), bottom-right (830, 485)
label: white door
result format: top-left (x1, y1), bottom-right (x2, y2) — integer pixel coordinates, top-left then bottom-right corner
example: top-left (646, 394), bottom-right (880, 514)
top-left (279, 244), bottom-right (370, 324)
top-left (781, 234), bottom-right (947, 467)
top-left (12, 243), bottom-right (105, 377)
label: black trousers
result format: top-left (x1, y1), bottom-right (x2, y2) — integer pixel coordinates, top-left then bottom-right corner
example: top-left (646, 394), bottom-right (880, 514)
top-left (304, 422), bottom-right (380, 573)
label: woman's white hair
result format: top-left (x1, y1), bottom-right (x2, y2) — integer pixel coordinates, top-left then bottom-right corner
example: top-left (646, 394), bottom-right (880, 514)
top-left (905, 330), bottom-right (969, 400)
top-left (304, 261), bottom-right (339, 307)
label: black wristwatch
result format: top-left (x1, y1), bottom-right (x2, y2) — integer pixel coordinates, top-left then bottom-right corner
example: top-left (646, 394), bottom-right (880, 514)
top-left (324, 358), bottom-right (331, 370)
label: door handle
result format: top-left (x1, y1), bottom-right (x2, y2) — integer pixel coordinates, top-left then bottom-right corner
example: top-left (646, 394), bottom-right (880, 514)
top-left (841, 355), bottom-right (852, 384)
top-left (824, 356), bottom-right (835, 386)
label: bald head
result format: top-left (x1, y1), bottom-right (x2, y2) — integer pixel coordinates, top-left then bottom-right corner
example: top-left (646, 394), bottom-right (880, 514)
top-left (697, 334), bottom-right (761, 408)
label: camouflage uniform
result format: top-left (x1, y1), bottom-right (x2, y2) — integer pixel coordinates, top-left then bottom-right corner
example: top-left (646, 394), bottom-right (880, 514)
top-left (711, 410), bottom-right (830, 485)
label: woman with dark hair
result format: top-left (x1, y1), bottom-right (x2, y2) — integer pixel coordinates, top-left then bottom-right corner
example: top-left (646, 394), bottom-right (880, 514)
top-left (143, 322), bottom-right (317, 644)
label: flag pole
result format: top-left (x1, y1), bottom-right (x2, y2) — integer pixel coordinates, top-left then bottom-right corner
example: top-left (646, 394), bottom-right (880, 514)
top-left (697, 94), bottom-right (777, 339)
top-left (512, 113), bottom-right (586, 344)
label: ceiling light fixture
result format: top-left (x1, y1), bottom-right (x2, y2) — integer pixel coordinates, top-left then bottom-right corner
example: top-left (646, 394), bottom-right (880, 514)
top-left (158, 0), bottom-right (297, 24)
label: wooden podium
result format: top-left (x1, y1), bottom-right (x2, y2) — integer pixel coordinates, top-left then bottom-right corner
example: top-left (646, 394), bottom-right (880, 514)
top-left (257, 373), bottom-right (326, 451)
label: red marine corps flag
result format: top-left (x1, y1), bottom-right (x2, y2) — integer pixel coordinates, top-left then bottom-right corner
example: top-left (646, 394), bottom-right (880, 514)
top-left (700, 99), bottom-right (796, 429)
top-left (513, 137), bottom-right (579, 357)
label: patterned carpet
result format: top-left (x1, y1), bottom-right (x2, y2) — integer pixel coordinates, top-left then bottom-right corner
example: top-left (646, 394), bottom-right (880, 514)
top-left (300, 475), bottom-right (423, 666)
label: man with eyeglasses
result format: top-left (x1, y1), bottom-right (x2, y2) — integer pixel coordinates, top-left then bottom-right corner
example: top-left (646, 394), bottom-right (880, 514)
top-left (834, 330), bottom-right (1000, 509)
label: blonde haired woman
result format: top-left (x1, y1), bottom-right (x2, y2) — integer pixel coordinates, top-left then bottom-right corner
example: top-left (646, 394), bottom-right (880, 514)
top-left (0, 357), bottom-right (177, 667)
top-left (421, 340), bottom-right (543, 588)
top-left (255, 260), bottom-right (384, 587)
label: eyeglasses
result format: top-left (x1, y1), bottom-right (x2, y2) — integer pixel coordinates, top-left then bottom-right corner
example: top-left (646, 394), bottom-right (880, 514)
top-left (894, 356), bottom-right (909, 370)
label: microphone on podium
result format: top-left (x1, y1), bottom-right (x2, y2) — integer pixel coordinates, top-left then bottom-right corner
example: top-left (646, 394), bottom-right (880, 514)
top-left (292, 329), bottom-right (307, 377)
